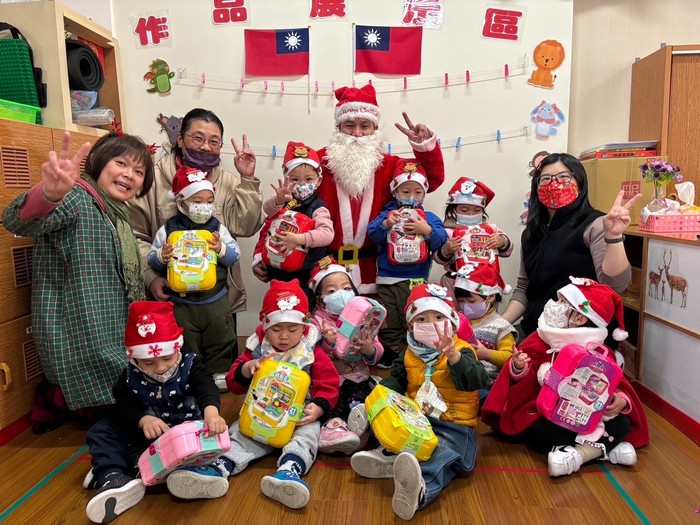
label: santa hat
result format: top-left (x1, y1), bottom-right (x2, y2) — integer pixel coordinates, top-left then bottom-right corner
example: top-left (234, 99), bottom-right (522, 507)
top-left (446, 177), bottom-right (495, 207)
top-left (167, 165), bottom-right (214, 201)
top-left (334, 84), bottom-right (381, 127)
top-left (390, 159), bottom-right (428, 193)
top-left (307, 256), bottom-right (350, 293)
top-left (454, 263), bottom-right (512, 297)
top-left (405, 283), bottom-right (460, 328)
top-left (557, 277), bottom-right (629, 341)
top-left (124, 301), bottom-right (184, 359)
top-left (260, 279), bottom-right (310, 330)
top-left (282, 141), bottom-right (322, 176)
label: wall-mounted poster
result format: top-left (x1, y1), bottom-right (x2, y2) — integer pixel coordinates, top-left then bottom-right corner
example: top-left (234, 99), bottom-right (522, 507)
top-left (645, 239), bottom-right (698, 335)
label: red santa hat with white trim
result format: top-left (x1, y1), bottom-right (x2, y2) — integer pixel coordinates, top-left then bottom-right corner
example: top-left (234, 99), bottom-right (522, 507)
top-left (334, 84), bottom-right (381, 127)
top-left (454, 262), bottom-right (512, 296)
top-left (282, 141), bottom-right (322, 176)
top-left (307, 256), bottom-right (350, 293)
top-left (260, 279), bottom-right (310, 330)
top-left (167, 165), bottom-right (214, 201)
top-left (404, 283), bottom-right (460, 328)
top-left (124, 301), bottom-right (184, 359)
top-left (446, 177), bottom-right (495, 207)
top-left (558, 277), bottom-right (629, 341)
top-left (390, 158), bottom-right (428, 193)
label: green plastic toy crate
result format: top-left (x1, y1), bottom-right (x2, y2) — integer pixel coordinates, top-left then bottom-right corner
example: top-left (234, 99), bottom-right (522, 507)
top-left (0, 98), bottom-right (40, 124)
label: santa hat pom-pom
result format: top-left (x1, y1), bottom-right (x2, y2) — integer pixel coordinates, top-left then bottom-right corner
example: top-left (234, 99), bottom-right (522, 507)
top-left (537, 362), bottom-right (552, 386)
top-left (167, 190), bottom-right (177, 201)
top-left (612, 327), bottom-right (628, 341)
top-left (502, 284), bottom-right (513, 295)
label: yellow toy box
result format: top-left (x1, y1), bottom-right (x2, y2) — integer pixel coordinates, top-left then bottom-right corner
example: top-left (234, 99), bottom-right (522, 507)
top-left (166, 230), bottom-right (217, 293)
top-left (239, 360), bottom-right (310, 447)
top-left (365, 384), bottom-right (438, 461)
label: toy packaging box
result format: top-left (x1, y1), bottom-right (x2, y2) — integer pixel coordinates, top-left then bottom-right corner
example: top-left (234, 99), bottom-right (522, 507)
top-left (333, 296), bottom-right (387, 362)
top-left (166, 230), bottom-right (217, 293)
top-left (239, 360), bottom-right (311, 447)
top-left (453, 224), bottom-right (500, 272)
top-left (263, 209), bottom-right (314, 272)
top-left (138, 420), bottom-right (231, 486)
top-left (537, 343), bottom-right (622, 434)
top-left (387, 208), bottom-right (428, 265)
top-left (365, 384), bottom-right (438, 461)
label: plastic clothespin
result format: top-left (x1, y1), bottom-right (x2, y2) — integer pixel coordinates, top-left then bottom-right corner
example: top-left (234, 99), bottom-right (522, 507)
top-left (176, 67), bottom-right (185, 80)
top-left (496, 130), bottom-right (502, 142)
top-left (465, 70), bottom-right (470, 84)
top-left (314, 80), bottom-right (319, 93)
top-left (200, 72), bottom-right (206, 85)
top-left (352, 79), bottom-right (356, 87)
top-left (280, 81), bottom-right (285, 92)
top-left (504, 64), bottom-right (509, 78)
top-left (455, 136), bottom-right (462, 150)
top-left (444, 73), bottom-right (449, 86)
top-left (368, 79), bottom-right (372, 86)
top-left (240, 77), bottom-right (245, 88)
top-left (272, 145), bottom-right (277, 158)
top-left (403, 77), bottom-right (408, 90)
top-left (387, 143), bottom-right (392, 155)
top-left (264, 80), bottom-right (269, 91)
top-left (331, 80), bottom-right (335, 92)
top-left (437, 138), bottom-right (442, 147)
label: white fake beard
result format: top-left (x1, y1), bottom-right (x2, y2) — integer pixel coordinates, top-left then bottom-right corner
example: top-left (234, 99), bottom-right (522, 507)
top-left (325, 129), bottom-right (387, 197)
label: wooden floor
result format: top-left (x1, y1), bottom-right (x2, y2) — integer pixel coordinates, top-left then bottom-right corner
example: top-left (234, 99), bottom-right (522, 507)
top-left (1, 393), bottom-right (699, 525)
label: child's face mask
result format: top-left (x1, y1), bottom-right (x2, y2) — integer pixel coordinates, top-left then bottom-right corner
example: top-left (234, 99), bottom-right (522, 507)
top-left (180, 201), bottom-right (216, 224)
top-left (137, 353), bottom-right (181, 383)
top-left (412, 321), bottom-right (452, 349)
top-left (322, 289), bottom-right (355, 315)
top-left (460, 299), bottom-right (491, 320)
top-left (455, 213), bottom-right (483, 226)
top-left (292, 182), bottom-right (317, 201)
top-left (541, 299), bottom-right (574, 328)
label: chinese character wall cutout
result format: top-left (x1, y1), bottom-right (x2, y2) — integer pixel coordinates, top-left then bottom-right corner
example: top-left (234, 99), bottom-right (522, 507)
top-left (309, 0), bottom-right (346, 19)
top-left (134, 12), bottom-right (170, 47)
top-left (212, 0), bottom-right (248, 24)
top-left (402, 0), bottom-right (443, 29)
top-left (482, 7), bottom-right (524, 41)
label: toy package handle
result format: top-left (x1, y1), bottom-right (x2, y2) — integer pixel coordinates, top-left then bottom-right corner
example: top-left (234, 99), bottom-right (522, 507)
top-left (585, 342), bottom-right (611, 358)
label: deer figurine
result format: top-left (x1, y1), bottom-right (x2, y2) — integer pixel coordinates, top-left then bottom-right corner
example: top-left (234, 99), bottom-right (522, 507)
top-left (661, 249), bottom-right (688, 308)
top-left (648, 268), bottom-right (662, 300)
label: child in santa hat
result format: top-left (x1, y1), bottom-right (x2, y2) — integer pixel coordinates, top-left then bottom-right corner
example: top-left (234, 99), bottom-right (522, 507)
top-left (216, 279), bottom-right (339, 509)
top-left (350, 283), bottom-right (488, 520)
top-left (305, 256), bottom-right (384, 454)
top-left (434, 177), bottom-right (513, 305)
top-left (84, 301), bottom-right (228, 523)
top-left (147, 165), bottom-right (241, 383)
top-left (252, 141), bottom-right (333, 301)
top-left (368, 159), bottom-right (448, 368)
top-left (454, 263), bottom-right (518, 403)
top-left (481, 277), bottom-right (649, 477)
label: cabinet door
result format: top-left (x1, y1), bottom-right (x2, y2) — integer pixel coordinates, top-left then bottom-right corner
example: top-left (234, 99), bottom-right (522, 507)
top-left (0, 315), bottom-right (42, 429)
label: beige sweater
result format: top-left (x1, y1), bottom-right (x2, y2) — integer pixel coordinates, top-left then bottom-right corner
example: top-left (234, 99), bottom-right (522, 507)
top-left (127, 151), bottom-right (263, 313)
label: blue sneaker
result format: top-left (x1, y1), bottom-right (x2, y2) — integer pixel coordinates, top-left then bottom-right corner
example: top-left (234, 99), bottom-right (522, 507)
top-left (166, 465), bottom-right (229, 500)
top-left (260, 469), bottom-right (310, 509)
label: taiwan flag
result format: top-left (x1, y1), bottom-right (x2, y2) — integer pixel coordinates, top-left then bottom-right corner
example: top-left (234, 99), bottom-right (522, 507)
top-left (244, 28), bottom-right (310, 76)
top-left (354, 25), bottom-right (422, 75)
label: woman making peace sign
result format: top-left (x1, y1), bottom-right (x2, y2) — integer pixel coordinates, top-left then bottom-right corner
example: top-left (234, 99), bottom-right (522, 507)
top-left (502, 152), bottom-right (641, 337)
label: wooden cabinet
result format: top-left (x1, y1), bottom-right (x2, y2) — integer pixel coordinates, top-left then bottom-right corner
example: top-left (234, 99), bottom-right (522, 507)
top-left (0, 0), bottom-right (125, 137)
top-left (629, 44), bottom-right (700, 205)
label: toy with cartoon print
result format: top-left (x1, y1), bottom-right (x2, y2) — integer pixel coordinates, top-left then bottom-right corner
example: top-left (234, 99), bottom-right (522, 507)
top-left (239, 359), bottom-right (311, 447)
top-left (166, 229), bottom-right (218, 293)
top-left (138, 420), bottom-right (231, 486)
top-left (536, 342), bottom-right (622, 434)
top-left (387, 207), bottom-right (429, 264)
top-left (263, 208), bottom-right (315, 272)
top-left (365, 384), bottom-right (438, 461)
top-left (333, 296), bottom-right (387, 362)
top-left (452, 224), bottom-right (501, 272)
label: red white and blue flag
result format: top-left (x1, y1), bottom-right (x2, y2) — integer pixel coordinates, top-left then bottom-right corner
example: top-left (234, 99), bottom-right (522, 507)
top-left (354, 25), bottom-right (422, 75)
top-left (244, 28), bottom-right (310, 76)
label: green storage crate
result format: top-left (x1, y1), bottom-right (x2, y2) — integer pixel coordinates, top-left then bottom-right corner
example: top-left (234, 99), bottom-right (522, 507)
top-left (0, 98), bottom-right (40, 124)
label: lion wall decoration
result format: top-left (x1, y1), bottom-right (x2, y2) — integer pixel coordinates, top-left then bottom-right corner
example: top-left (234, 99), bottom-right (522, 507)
top-left (528, 39), bottom-right (565, 89)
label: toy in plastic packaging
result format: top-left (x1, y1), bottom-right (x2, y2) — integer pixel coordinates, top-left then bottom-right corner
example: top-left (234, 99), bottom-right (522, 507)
top-left (333, 296), bottom-right (387, 362)
top-left (414, 380), bottom-right (447, 419)
top-left (387, 208), bottom-right (428, 265)
top-left (262, 209), bottom-right (314, 272)
top-left (167, 230), bottom-right (217, 293)
top-left (453, 224), bottom-right (499, 272)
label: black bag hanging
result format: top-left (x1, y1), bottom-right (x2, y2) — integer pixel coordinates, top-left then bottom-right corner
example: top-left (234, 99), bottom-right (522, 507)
top-left (0, 22), bottom-right (47, 108)
top-left (65, 39), bottom-right (104, 92)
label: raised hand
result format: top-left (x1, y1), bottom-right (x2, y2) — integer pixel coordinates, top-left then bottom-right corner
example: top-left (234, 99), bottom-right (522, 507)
top-left (511, 345), bottom-right (530, 371)
top-left (434, 321), bottom-right (459, 363)
top-left (207, 231), bottom-right (222, 253)
top-left (603, 190), bottom-right (642, 237)
top-left (232, 133), bottom-right (256, 179)
top-left (394, 111), bottom-right (433, 144)
top-left (41, 131), bottom-right (91, 202)
top-left (271, 178), bottom-right (293, 205)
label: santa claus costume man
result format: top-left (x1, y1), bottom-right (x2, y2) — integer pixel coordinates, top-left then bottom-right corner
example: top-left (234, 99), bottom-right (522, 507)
top-left (266, 84), bottom-right (443, 297)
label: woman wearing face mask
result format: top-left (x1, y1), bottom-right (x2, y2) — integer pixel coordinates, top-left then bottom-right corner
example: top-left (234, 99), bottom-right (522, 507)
top-left (129, 108), bottom-right (263, 383)
top-left (434, 177), bottom-right (513, 305)
top-left (307, 257), bottom-right (384, 455)
top-left (501, 153), bottom-right (641, 338)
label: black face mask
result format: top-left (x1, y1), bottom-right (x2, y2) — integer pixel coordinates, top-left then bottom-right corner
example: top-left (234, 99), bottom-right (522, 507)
top-left (182, 147), bottom-right (220, 171)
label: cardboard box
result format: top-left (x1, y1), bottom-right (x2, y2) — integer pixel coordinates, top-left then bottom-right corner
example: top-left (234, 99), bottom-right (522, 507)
top-left (582, 156), bottom-right (667, 225)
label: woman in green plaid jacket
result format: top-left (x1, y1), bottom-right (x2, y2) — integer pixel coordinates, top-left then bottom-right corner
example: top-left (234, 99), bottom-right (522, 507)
top-left (2, 132), bottom-right (154, 414)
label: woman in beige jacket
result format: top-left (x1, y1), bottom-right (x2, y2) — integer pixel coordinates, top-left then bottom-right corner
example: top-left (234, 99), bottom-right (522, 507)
top-left (128, 108), bottom-right (263, 380)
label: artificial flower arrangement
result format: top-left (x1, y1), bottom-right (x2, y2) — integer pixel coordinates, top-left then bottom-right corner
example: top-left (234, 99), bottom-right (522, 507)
top-left (638, 161), bottom-right (700, 226)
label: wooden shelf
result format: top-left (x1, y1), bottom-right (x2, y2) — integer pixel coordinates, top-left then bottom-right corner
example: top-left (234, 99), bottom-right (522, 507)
top-left (621, 294), bottom-right (641, 312)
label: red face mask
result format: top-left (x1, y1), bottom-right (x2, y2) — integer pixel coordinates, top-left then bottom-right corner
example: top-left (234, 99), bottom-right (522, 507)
top-left (537, 180), bottom-right (579, 209)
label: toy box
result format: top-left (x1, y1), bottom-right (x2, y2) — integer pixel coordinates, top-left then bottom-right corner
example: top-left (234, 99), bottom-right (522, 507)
top-left (334, 296), bottom-right (387, 362)
top-left (365, 384), bottom-right (437, 461)
top-left (166, 230), bottom-right (217, 293)
top-left (239, 360), bottom-right (310, 447)
top-left (453, 224), bottom-right (499, 272)
top-left (537, 343), bottom-right (622, 434)
top-left (138, 420), bottom-right (231, 486)
top-left (387, 208), bottom-right (428, 265)
top-left (263, 209), bottom-right (314, 272)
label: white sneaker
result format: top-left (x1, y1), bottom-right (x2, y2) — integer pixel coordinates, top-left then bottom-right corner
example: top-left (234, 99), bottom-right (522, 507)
top-left (83, 468), bottom-right (95, 489)
top-left (347, 404), bottom-right (369, 434)
top-left (548, 446), bottom-right (584, 477)
top-left (608, 442), bottom-right (637, 466)
top-left (213, 373), bottom-right (228, 392)
top-left (350, 447), bottom-right (397, 479)
top-left (392, 452), bottom-right (425, 521)
top-left (166, 465), bottom-right (229, 500)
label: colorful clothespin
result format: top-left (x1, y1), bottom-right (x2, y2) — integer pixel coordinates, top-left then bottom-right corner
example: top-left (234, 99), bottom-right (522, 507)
top-left (444, 73), bottom-right (449, 86)
top-left (314, 80), bottom-right (319, 93)
top-left (403, 77), bottom-right (408, 90)
top-left (280, 81), bottom-right (285, 92)
top-left (504, 64), bottom-right (509, 78)
top-left (331, 80), bottom-right (335, 92)
top-left (465, 70), bottom-right (470, 84)
top-left (200, 72), bottom-right (206, 85)
top-left (272, 145), bottom-right (277, 158)
top-left (387, 143), bottom-right (392, 155)
top-left (263, 80), bottom-right (268, 91)
top-left (455, 136), bottom-right (462, 150)
top-left (240, 77), bottom-right (245, 88)
top-left (496, 130), bottom-right (502, 142)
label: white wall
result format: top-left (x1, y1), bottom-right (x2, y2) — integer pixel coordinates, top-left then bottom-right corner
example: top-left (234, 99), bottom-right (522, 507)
top-left (107, 0), bottom-right (573, 335)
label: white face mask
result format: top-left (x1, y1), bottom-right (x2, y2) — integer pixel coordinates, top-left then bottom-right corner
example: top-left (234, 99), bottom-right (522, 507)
top-left (137, 353), bottom-right (182, 383)
top-left (292, 182), bottom-right (317, 201)
top-left (322, 289), bottom-right (355, 316)
top-left (412, 321), bottom-right (453, 349)
top-left (541, 299), bottom-right (573, 328)
top-left (455, 213), bottom-right (483, 226)
top-left (183, 202), bottom-right (216, 224)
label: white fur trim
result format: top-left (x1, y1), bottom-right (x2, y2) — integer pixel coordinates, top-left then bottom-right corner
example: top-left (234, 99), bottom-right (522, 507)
top-left (407, 126), bottom-right (437, 153)
top-left (537, 362), bottom-right (552, 386)
top-left (337, 181), bottom-right (374, 291)
top-left (407, 297), bottom-right (458, 327)
top-left (448, 193), bottom-right (487, 206)
top-left (128, 335), bottom-right (184, 359)
top-left (612, 328), bottom-right (629, 341)
top-left (558, 284), bottom-right (607, 328)
top-left (390, 172), bottom-right (428, 193)
top-left (262, 310), bottom-right (307, 330)
top-left (308, 264), bottom-right (349, 292)
top-left (335, 101), bottom-right (380, 126)
top-left (536, 317), bottom-right (608, 350)
top-left (358, 283), bottom-right (378, 295)
top-left (284, 157), bottom-right (321, 174)
top-left (173, 179), bottom-right (214, 202)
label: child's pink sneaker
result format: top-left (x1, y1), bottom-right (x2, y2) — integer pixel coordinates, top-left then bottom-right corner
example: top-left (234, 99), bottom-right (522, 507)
top-left (319, 418), bottom-right (361, 455)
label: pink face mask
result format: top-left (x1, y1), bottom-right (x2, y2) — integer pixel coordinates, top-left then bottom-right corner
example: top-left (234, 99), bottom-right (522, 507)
top-left (537, 180), bottom-right (579, 209)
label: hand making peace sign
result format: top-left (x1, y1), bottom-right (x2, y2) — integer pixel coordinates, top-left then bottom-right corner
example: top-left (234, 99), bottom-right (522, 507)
top-left (603, 190), bottom-right (642, 237)
top-left (41, 131), bottom-right (91, 202)
top-left (231, 133), bottom-right (257, 180)
top-left (394, 111), bottom-right (433, 144)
